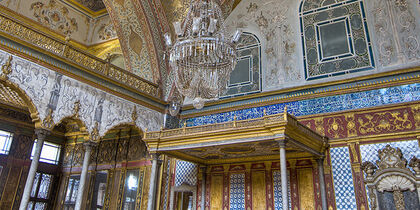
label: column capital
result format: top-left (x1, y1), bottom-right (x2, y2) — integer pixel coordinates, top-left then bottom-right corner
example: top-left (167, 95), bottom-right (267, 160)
top-left (276, 139), bottom-right (288, 148)
top-left (83, 140), bottom-right (97, 150)
top-left (151, 153), bottom-right (161, 160)
top-left (34, 128), bottom-right (50, 141)
top-left (316, 157), bottom-right (325, 163)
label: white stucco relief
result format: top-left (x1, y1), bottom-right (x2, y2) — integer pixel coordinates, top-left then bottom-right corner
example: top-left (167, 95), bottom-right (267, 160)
top-left (225, 0), bottom-right (420, 92)
top-left (0, 49), bottom-right (163, 137)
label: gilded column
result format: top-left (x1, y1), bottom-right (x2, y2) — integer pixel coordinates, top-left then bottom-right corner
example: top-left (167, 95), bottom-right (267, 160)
top-left (348, 142), bottom-right (368, 210)
top-left (19, 129), bottom-right (49, 210)
top-left (74, 141), bottom-right (96, 210)
top-left (245, 163), bottom-right (252, 210)
top-left (317, 158), bottom-right (328, 210)
top-left (278, 140), bottom-right (289, 210)
top-left (222, 166), bottom-right (230, 210)
top-left (265, 162), bottom-right (274, 210)
top-left (289, 160), bottom-right (299, 209)
top-left (147, 153), bottom-right (161, 210)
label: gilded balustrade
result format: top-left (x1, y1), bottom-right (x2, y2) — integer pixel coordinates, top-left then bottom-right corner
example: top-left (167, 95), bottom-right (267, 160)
top-left (0, 13), bottom-right (160, 99)
top-left (144, 111), bottom-right (319, 141)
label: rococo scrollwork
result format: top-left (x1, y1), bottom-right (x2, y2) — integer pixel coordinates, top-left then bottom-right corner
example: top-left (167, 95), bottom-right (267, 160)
top-left (362, 145), bottom-right (420, 209)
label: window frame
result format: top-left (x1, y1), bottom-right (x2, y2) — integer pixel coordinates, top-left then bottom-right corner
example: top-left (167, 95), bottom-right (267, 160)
top-left (31, 140), bottom-right (62, 165)
top-left (63, 175), bottom-right (81, 210)
top-left (28, 172), bottom-right (55, 210)
top-left (0, 130), bottom-right (13, 155)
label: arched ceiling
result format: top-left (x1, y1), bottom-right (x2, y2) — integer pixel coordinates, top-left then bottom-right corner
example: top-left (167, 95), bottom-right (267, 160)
top-left (103, 0), bottom-right (242, 97)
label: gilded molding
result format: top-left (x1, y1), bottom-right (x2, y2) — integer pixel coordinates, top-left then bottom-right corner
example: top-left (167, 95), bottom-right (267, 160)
top-left (0, 11), bottom-right (161, 100)
top-left (181, 67), bottom-right (420, 118)
top-left (144, 112), bottom-right (328, 165)
top-left (0, 55), bottom-right (12, 80)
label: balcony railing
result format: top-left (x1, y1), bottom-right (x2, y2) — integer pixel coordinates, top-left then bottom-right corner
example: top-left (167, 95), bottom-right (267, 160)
top-left (0, 12), bottom-right (160, 99)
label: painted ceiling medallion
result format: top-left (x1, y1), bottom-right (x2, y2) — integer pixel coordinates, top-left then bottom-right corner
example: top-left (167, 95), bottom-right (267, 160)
top-left (165, 0), bottom-right (241, 112)
top-left (68, 0), bottom-right (105, 12)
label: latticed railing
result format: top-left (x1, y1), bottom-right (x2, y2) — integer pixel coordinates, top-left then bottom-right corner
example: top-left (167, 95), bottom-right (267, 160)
top-left (145, 111), bottom-right (295, 139)
top-left (0, 13), bottom-right (160, 98)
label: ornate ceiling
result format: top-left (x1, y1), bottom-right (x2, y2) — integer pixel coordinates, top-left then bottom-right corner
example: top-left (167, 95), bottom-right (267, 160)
top-left (103, 0), bottom-right (243, 96)
top-left (162, 0), bottom-right (242, 35)
top-left (62, 0), bottom-right (106, 14)
top-left (71, 0), bottom-right (105, 11)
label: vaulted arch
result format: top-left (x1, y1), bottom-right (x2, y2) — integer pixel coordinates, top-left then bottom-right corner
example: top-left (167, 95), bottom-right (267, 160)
top-left (0, 79), bottom-right (41, 127)
top-left (103, 0), bottom-right (167, 86)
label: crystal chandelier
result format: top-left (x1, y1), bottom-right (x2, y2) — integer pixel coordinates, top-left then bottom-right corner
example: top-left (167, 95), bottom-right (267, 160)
top-left (165, 0), bottom-right (241, 111)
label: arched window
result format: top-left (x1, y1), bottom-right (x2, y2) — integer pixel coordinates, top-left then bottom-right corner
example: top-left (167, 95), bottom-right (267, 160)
top-left (222, 32), bottom-right (262, 98)
top-left (300, 0), bottom-right (374, 80)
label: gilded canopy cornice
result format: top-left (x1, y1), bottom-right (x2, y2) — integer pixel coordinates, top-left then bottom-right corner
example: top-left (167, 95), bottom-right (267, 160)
top-left (143, 110), bottom-right (328, 165)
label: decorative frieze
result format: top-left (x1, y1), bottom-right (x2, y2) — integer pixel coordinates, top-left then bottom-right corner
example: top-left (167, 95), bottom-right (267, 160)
top-left (0, 12), bottom-right (160, 98)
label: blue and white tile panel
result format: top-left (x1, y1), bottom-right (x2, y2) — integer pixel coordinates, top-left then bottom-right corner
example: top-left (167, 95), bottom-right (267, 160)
top-left (330, 147), bottom-right (357, 210)
top-left (175, 160), bottom-right (197, 187)
top-left (162, 161), bottom-right (171, 210)
top-left (360, 140), bottom-right (420, 169)
top-left (273, 171), bottom-right (291, 210)
top-left (229, 173), bottom-right (246, 210)
top-left (186, 83), bottom-right (420, 127)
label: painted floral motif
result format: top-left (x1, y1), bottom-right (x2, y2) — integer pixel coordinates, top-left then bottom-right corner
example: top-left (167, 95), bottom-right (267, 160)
top-left (30, 0), bottom-right (78, 35)
top-left (98, 21), bottom-right (117, 41)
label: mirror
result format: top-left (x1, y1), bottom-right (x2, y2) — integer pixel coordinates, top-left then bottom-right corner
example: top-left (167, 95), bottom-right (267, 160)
top-left (170, 183), bottom-right (196, 210)
top-left (91, 171), bottom-right (108, 210)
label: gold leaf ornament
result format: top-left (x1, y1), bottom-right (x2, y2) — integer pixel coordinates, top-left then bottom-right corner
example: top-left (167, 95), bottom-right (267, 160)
top-left (129, 26), bottom-right (143, 57)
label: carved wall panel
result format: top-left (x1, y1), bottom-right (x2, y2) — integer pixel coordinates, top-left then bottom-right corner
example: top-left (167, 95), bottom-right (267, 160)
top-left (0, 49), bottom-right (163, 138)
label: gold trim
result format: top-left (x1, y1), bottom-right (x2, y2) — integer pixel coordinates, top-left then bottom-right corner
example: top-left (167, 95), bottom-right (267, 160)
top-left (0, 5), bottom-right (87, 50)
top-left (329, 130), bottom-right (420, 145)
top-left (181, 67), bottom-right (420, 118)
top-left (87, 39), bottom-right (121, 59)
top-left (166, 151), bottom-right (314, 165)
top-left (0, 9), bottom-right (162, 102)
top-left (0, 45), bottom-right (164, 112)
top-left (12, 168), bottom-right (24, 209)
top-left (145, 112), bottom-right (328, 165)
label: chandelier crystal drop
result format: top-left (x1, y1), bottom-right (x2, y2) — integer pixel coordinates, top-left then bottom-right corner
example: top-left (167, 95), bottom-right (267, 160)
top-left (165, 0), bottom-right (241, 111)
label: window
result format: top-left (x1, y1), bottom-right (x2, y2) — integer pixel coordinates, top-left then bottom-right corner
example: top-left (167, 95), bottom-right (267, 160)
top-left (221, 32), bottom-right (261, 98)
top-left (64, 175), bottom-right (80, 210)
top-left (0, 130), bottom-right (13, 155)
top-left (31, 140), bottom-right (61, 165)
top-left (299, 0), bottom-right (374, 80)
top-left (28, 172), bottom-right (54, 210)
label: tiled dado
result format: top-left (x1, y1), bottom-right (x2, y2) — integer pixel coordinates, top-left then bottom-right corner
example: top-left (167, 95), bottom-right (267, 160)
top-left (185, 83), bottom-right (420, 126)
top-left (330, 147), bottom-right (357, 210)
top-left (174, 160), bottom-right (197, 186)
top-left (185, 84), bottom-right (420, 137)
